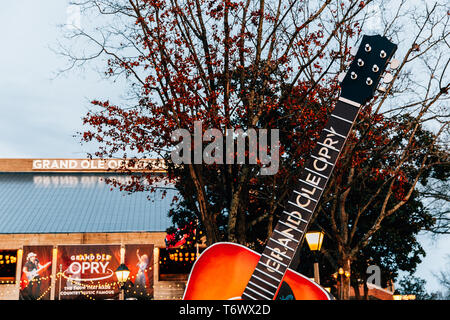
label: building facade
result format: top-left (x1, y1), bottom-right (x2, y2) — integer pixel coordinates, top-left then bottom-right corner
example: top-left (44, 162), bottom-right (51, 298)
top-left (0, 158), bottom-right (190, 300)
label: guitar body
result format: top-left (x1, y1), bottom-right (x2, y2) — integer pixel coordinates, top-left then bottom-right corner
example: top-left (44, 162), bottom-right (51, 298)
top-left (183, 243), bottom-right (332, 300)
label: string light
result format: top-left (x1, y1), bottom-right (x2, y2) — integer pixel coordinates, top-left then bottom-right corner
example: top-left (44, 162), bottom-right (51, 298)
top-left (0, 278), bottom-right (165, 300)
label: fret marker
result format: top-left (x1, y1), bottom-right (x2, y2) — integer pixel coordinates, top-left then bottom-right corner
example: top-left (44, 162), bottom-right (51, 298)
top-left (260, 260), bottom-right (283, 275)
top-left (305, 172), bottom-right (322, 185)
top-left (317, 141), bottom-right (340, 152)
top-left (279, 220), bottom-right (303, 232)
top-left (324, 128), bottom-right (347, 139)
top-left (312, 157), bottom-right (329, 172)
top-left (266, 246), bottom-right (291, 261)
top-left (293, 189), bottom-right (317, 203)
top-left (331, 113), bottom-right (354, 124)
top-left (242, 292), bottom-right (257, 300)
top-left (292, 194), bottom-right (310, 208)
top-left (251, 273), bottom-right (278, 289)
top-left (300, 179), bottom-right (323, 192)
top-left (283, 210), bottom-right (308, 224)
top-left (286, 210), bottom-right (305, 226)
top-left (311, 155), bottom-right (334, 167)
top-left (270, 248), bottom-right (283, 261)
top-left (305, 167), bottom-right (327, 179)
top-left (245, 286), bottom-right (272, 300)
top-left (338, 97), bottom-right (361, 108)
top-left (317, 145), bottom-right (332, 160)
top-left (275, 235), bottom-right (292, 248)
top-left (323, 136), bottom-right (340, 148)
top-left (255, 267), bottom-right (282, 282)
top-left (248, 279), bottom-right (277, 295)
top-left (262, 253), bottom-right (287, 267)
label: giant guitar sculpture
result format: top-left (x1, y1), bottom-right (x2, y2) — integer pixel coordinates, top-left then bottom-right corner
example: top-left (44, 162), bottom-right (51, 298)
top-left (183, 35), bottom-right (398, 300)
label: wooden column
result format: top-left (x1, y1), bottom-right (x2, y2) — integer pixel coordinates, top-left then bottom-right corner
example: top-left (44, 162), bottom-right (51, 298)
top-left (50, 246), bottom-right (58, 300)
top-left (14, 247), bottom-right (23, 300)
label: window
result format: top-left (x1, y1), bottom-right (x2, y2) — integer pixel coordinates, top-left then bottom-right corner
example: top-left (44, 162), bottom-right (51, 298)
top-left (0, 250), bottom-right (17, 283)
top-left (158, 248), bottom-right (203, 280)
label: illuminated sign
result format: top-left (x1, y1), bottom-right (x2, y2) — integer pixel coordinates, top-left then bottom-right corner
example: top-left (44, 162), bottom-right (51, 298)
top-left (56, 245), bottom-right (121, 300)
top-left (31, 159), bottom-right (165, 171)
top-left (16, 245), bottom-right (155, 300)
top-left (64, 253), bottom-right (114, 282)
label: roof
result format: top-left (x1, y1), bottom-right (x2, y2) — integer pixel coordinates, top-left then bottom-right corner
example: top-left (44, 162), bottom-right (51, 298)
top-left (0, 172), bottom-right (176, 234)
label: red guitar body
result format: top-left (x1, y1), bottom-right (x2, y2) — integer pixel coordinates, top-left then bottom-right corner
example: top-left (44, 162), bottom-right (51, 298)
top-left (183, 243), bottom-right (332, 300)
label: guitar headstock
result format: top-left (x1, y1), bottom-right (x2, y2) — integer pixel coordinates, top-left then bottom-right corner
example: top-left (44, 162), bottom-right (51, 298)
top-left (340, 35), bottom-right (397, 105)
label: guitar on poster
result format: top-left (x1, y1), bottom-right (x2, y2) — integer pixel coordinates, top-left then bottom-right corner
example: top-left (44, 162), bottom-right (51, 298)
top-left (183, 35), bottom-right (398, 300)
top-left (20, 252), bottom-right (52, 291)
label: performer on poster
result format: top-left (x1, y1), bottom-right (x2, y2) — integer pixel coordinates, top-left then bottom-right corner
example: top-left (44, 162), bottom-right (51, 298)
top-left (22, 252), bottom-right (50, 300)
top-left (135, 249), bottom-right (149, 294)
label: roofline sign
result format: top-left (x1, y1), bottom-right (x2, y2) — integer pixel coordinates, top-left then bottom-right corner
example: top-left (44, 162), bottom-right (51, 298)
top-left (30, 159), bottom-right (166, 172)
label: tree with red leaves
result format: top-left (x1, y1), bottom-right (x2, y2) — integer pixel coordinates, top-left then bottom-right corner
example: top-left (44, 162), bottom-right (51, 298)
top-left (58, 0), bottom-right (449, 299)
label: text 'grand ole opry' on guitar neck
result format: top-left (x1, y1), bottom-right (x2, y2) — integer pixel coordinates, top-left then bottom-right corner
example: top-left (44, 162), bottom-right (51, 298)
top-left (183, 34), bottom-right (398, 300)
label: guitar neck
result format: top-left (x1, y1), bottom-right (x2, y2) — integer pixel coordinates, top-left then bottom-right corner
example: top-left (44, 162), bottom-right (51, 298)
top-left (242, 97), bottom-right (361, 300)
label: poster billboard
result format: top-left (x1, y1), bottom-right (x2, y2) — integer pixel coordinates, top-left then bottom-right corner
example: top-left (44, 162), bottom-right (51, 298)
top-left (55, 245), bottom-right (121, 300)
top-left (19, 246), bottom-right (53, 300)
top-left (124, 244), bottom-right (154, 300)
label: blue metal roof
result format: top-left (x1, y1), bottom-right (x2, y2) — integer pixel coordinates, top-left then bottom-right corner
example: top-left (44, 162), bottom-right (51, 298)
top-left (0, 173), bottom-right (175, 234)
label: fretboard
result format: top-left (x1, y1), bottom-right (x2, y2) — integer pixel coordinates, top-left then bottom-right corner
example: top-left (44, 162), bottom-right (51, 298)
top-left (242, 97), bottom-right (361, 300)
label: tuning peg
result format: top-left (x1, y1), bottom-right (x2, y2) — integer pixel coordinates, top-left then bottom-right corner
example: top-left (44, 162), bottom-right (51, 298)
top-left (338, 71), bottom-right (346, 82)
top-left (377, 86), bottom-right (386, 93)
top-left (390, 58), bottom-right (400, 69)
top-left (383, 73), bottom-right (394, 83)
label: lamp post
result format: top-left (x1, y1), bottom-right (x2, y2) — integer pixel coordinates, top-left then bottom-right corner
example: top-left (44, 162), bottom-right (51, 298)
top-left (115, 263), bottom-right (130, 301)
top-left (338, 267), bottom-right (344, 299)
top-left (305, 230), bottom-right (325, 284)
top-left (393, 290), bottom-right (402, 300)
top-left (334, 267), bottom-right (350, 299)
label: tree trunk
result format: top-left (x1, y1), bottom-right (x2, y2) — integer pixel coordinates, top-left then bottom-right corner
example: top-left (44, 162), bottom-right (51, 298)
top-left (236, 208), bottom-right (247, 244)
top-left (203, 214), bottom-right (220, 245)
top-left (188, 164), bottom-right (219, 245)
top-left (228, 166), bottom-right (250, 243)
top-left (338, 257), bottom-right (352, 300)
top-left (342, 258), bottom-right (351, 299)
top-left (352, 283), bottom-right (361, 300)
top-left (363, 282), bottom-right (369, 300)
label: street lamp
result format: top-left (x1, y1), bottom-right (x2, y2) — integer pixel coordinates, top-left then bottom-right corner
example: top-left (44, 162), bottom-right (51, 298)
top-left (305, 231), bottom-right (325, 251)
top-left (393, 290), bottom-right (402, 300)
top-left (392, 290), bottom-right (416, 300)
top-left (115, 263), bottom-right (130, 300)
top-left (336, 267), bottom-right (350, 299)
top-left (305, 230), bottom-right (325, 284)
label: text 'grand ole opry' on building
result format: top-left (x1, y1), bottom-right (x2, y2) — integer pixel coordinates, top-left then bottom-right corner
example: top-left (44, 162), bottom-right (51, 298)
top-left (0, 158), bottom-right (205, 300)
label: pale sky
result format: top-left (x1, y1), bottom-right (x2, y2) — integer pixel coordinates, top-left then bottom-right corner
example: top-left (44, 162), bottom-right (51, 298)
top-left (0, 1), bottom-right (125, 158)
top-left (0, 1), bottom-right (448, 294)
